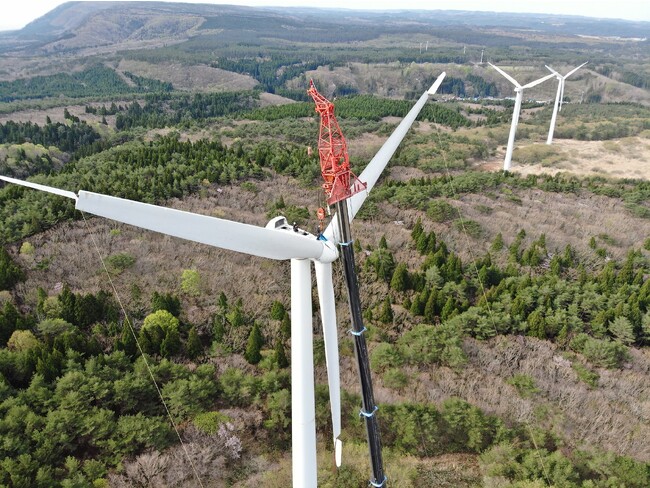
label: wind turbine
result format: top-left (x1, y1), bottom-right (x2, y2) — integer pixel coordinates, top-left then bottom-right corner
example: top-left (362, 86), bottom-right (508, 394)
top-left (489, 63), bottom-right (555, 171)
top-left (0, 72), bottom-right (446, 488)
top-left (545, 62), bottom-right (588, 145)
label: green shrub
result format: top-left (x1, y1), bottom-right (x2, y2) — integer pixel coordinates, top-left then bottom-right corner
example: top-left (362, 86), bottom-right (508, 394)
top-left (180, 269), bottom-right (202, 296)
top-left (427, 200), bottom-right (458, 222)
top-left (506, 374), bottom-right (539, 398)
top-left (105, 253), bottom-right (136, 274)
top-left (572, 362), bottom-right (599, 388)
top-left (193, 411), bottom-right (231, 434)
top-left (454, 218), bottom-right (483, 238)
top-left (572, 333), bottom-right (629, 369)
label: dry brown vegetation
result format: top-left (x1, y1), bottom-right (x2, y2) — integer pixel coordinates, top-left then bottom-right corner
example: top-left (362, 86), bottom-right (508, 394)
top-left (115, 59), bottom-right (258, 92)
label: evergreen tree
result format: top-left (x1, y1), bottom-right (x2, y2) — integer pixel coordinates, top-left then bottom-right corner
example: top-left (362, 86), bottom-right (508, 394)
top-left (390, 263), bottom-right (410, 292)
top-left (151, 292), bottom-right (181, 317)
top-left (280, 313), bottom-right (291, 340)
top-left (245, 323), bottom-right (264, 365)
top-left (379, 297), bottom-right (394, 324)
top-left (58, 285), bottom-right (77, 325)
top-left (275, 340), bottom-right (289, 368)
top-left (186, 326), bottom-right (203, 359)
top-left (0, 247), bottom-right (24, 290)
top-left (441, 296), bottom-right (457, 321)
top-left (161, 328), bottom-right (181, 358)
top-left (609, 316), bottom-right (635, 345)
top-left (424, 288), bottom-right (439, 323)
top-left (116, 321), bottom-right (137, 357)
top-left (270, 301), bottom-right (286, 321)
top-left (213, 314), bottom-right (226, 343)
top-left (416, 232), bottom-right (429, 254)
top-left (527, 310), bottom-right (547, 339)
top-left (490, 233), bottom-right (504, 252)
top-left (411, 217), bottom-right (423, 242)
top-left (0, 301), bottom-right (22, 347)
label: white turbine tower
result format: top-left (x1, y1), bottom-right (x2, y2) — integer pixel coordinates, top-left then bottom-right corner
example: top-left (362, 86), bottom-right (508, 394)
top-left (489, 63), bottom-right (555, 171)
top-left (545, 62), bottom-right (588, 145)
top-left (0, 72), bottom-right (446, 488)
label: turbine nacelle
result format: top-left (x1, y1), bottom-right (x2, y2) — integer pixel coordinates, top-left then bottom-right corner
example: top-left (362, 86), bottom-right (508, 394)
top-left (266, 216), bottom-right (339, 263)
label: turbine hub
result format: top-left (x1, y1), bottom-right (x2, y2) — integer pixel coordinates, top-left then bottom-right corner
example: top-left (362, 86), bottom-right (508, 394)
top-left (266, 216), bottom-right (339, 263)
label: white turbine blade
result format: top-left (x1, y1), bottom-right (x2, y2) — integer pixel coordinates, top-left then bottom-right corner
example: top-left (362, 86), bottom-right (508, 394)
top-left (323, 72), bottom-right (446, 242)
top-left (521, 73), bottom-right (556, 90)
top-left (560, 79), bottom-right (566, 111)
top-left (75, 191), bottom-right (329, 261)
top-left (489, 63), bottom-right (521, 89)
top-left (545, 65), bottom-right (560, 77)
top-left (427, 71), bottom-right (447, 95)
top-left (0, 175), bottom-right (78, 201)
top-left (564, 61), bottom-right (588, 79)
top-left (314, 261), bottom-right (342, 467)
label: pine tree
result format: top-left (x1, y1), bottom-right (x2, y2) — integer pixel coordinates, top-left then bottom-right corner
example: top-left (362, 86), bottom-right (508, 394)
top-left (424, 288), bottom-right (439, 323)
top-left (245, 323), bottom-right (264, 365)
top-left (213, 314), bottom-right (226, 343)
top-left (161, 328), bottom-right (181, 357)
top-left (0, 301), bottom-right (22, 346)
top-left (116, 320), bottom-right (137, 357)
top-left (275, 340), bottom-right (289, 368)
top-left (270, 301), bottom-right (286, 321)
top-left (390, 263), bottom-right (410, 292)
top-left (0, 247), bottom-right (24, 290)
top-left (490, 233), bottom-right (504, 252)
top-left (411, 217), bottom-right (423, 242)
top-left (609, 316), bottom-right (635, 345)
top-left (58, 285), bottom-right (76, 325)
top-left (441, 296), bottom-right (457, 321)
top-left (527, 310), bottom-right (547, 339)
top-left (379, 297), bottom-right (394, 324)
top-left (280, 313), bottom-right (291, 340)
top-left (186, 326), bottom-right (203, 359)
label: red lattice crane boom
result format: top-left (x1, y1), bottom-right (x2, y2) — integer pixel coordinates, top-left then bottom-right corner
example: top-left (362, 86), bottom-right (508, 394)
top-left (307, 80), bottom-right (366, 205)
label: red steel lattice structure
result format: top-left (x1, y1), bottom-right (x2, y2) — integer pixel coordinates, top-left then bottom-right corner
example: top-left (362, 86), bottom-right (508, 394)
top-left (307, 80), bottom-right (366, 205)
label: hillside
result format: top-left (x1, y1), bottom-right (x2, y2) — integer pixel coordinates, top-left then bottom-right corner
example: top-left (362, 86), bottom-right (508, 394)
top-left (0, 3), bottom-right (649, 487)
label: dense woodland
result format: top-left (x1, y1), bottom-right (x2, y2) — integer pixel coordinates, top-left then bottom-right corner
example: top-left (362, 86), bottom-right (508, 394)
top-left (0, 4), bottom-right (649, 487)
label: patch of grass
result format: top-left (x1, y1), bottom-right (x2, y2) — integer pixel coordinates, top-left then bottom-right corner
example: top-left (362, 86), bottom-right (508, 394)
top-left (475, 204), bottom-right (493, 214)
top-left (572, 362), bottom-right (600, 388)
top-left (601, 140), bottom-right (621, 153)
top-left (513, 144), bottom-right (562, 166)
top-left (241, 181), bottom-right (259, 193)
top-left (507, 373), bottom-right (539, 398)
top-left (597, 233), bottom-right (618, 247)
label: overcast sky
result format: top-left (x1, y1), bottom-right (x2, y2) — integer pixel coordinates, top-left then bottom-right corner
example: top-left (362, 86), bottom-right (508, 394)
top-left (2, 0), bottom-right (650, 31)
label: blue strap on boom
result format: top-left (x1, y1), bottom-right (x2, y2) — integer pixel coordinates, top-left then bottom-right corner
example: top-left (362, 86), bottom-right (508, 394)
top-left (369, 475), bottom-right (388, 487)
top-left (359, 405), bottom-right (378, 418)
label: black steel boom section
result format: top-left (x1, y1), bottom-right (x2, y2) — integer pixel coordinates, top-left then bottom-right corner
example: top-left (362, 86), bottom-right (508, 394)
top-left (335, 200), bottom-right (386, 487)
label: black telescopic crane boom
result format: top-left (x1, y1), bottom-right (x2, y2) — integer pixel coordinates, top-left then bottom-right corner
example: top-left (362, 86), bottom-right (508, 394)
top-left (335, 200), bottom-right (386, 487)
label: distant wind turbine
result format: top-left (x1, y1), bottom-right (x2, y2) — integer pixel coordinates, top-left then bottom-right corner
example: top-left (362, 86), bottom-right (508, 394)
top-left (489, 63), bottom-right (555, 171)
top-left (545, 62), bottom-right (588, 144)
top-left (0, 73), bottom-right (446, 488)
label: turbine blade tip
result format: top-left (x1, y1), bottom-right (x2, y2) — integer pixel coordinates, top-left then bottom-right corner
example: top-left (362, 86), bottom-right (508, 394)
top-left (335, 439), bottom-right (343, 467)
